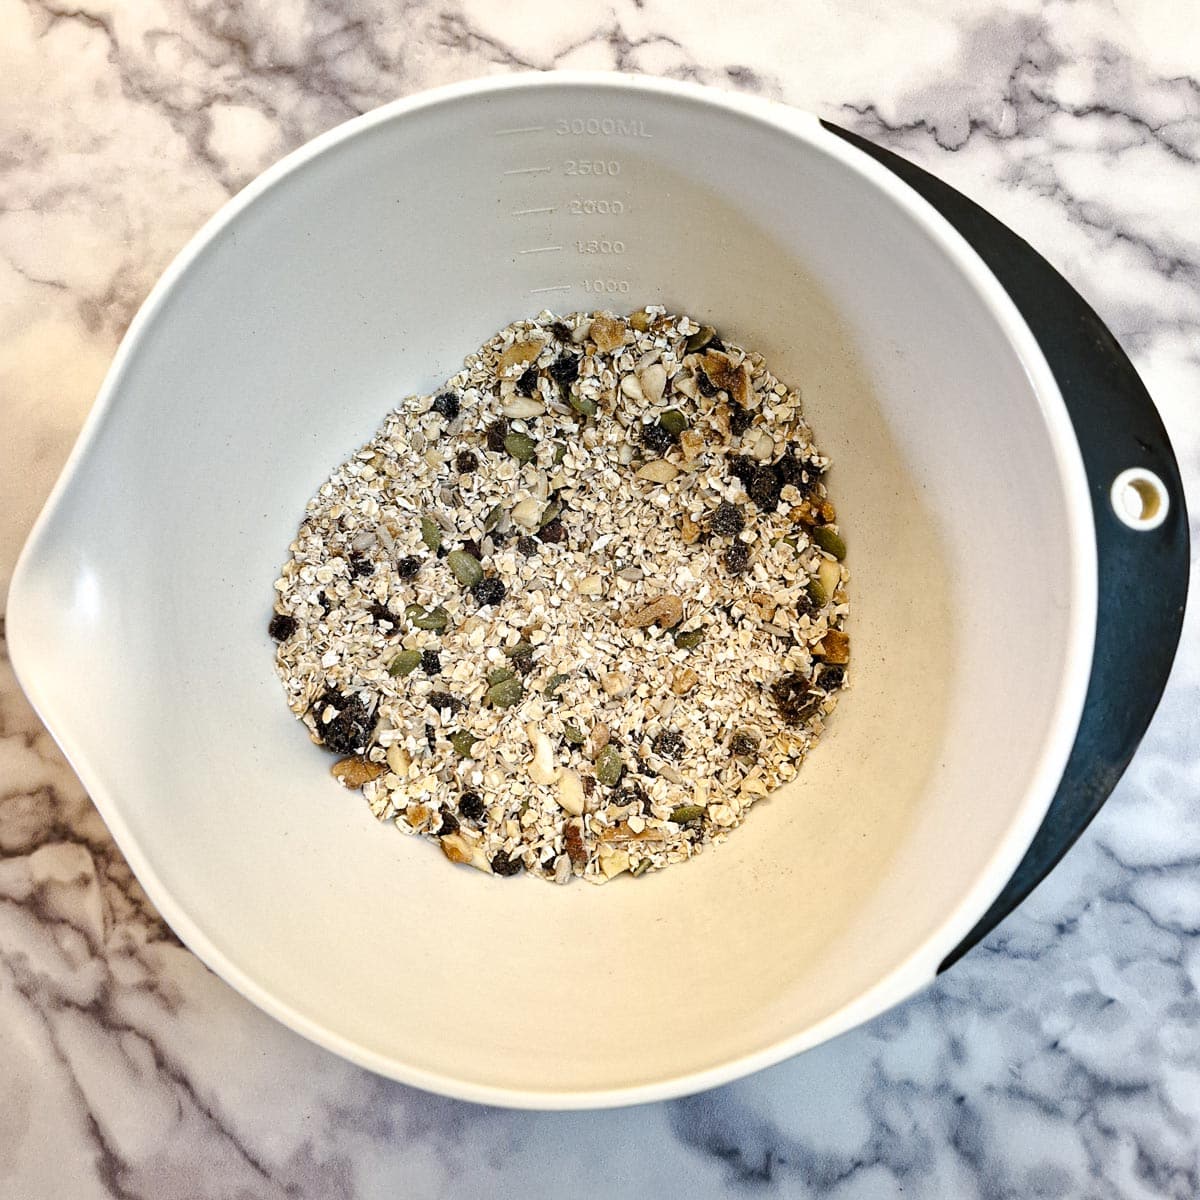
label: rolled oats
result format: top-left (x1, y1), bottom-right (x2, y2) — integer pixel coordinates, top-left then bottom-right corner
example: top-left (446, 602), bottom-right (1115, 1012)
top-left (270, 310), bottom-right (849, 885)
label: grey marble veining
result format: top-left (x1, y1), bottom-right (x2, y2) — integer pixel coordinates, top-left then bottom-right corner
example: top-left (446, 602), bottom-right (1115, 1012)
top-left (2, 1), bottom-right (1198, 1196)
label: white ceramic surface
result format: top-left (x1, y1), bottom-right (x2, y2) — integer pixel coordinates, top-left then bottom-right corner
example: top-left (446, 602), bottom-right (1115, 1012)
top-left (7, 73), bottom-right (1096, 1107)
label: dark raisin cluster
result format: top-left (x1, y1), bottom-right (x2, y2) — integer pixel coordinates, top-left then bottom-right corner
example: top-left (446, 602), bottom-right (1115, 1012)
top-left (313, 690), bottom-right (372, 755)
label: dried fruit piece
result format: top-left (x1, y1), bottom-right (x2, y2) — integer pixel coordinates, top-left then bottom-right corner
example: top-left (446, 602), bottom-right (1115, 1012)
top-left (456, 449), bottom-right (478, 474)
top-left (749, 464), bottom-right (783, 512)
top-left (459, 791), bottom-right (485, 821)
top-left (640, 421), bottom-right (674, 455)
top-left (730, 731), bottom-right (759, 758)
top-left (815, 629), bottom-right (850, 664)
top-left (626, 594), bottom-right (684, 629)
top-left (771, 672), bottom-right (820, 725)
top-left (491, 850), bottom-right (525, 877)
top-left (269, 613), bottom-right (297, 641)
top-left (471, 577), bottom-right (507, 607)
top-left (421, 649), bottom-right (442, 674)
top-left (331, 756), bottom-right (384, 788)
top-left (710, 501), bottom-right (745, 537)
top-left (671, 667), bottom-right (699, 696)
top-left (431, 392), bottom-right (460, 420)
top-left (427, 690), bottom-right (463, 714)
top-left (589, 313), bottom-right (627, 352)
top-left (499, 339), bottom-right (543, 373)
top-left (441, 833), bottom-right (474, 864)
top-left (652, 730), bottom-right (684, 759)
top-left (396, 555), bottom-right (422, 580)
top-left (723, 542), bottom-right (751, 575)
top-left (565, 820), bottom-right (588, 868)
top-left (313, 690), bottom-right (372, 755)
top-left (549, 354), bottom-right (580, 386)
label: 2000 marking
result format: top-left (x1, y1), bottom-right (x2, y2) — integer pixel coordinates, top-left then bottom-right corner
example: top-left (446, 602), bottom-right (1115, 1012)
top-left (576, 238), bottom-right (625, 255)
top-left (565, 159), bottom-right (621, 176)
top-left (568, 197), bottom-right (626, 215)
top-left (582, 278), bottom-right (630, 294)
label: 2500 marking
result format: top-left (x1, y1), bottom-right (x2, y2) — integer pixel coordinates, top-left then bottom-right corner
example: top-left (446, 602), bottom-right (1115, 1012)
top-left (564, 159), bottom-right (621, 176)
top-left (568, 197), bottom-right (626, 215)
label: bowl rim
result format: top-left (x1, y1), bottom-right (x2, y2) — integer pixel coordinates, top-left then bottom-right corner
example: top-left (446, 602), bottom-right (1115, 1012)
top-left (7, 70), bottom-right (1097, 1109)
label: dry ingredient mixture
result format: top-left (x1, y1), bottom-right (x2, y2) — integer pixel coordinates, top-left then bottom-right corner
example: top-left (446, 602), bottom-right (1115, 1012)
top-left (270, 309), bottom-right (849, 884)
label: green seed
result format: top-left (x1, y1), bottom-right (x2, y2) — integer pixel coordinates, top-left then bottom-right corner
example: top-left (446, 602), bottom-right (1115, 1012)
top-left (553, 443), bottom-right (567, 466)
top-left (504, 431), bottom-right (537, 463)
top-left (420, 516), bottom-right (442, 552)
top-left (562, 722), bottom-right (585, 745)
top-left (595, 745), bottom-right (624, 787)
top-left (487, 666), bottom-right (516, 686)
top-left (673, 628), bottom-right (705, 650)
top-left (446, 549), bottom-right (484, 587)
top-left (812, 525), bottom-right (847, 560)
top-left (631, 858), bottom-right (652, 877)
top-left (483, 504), bottom-right (503, 533)
top-left (387, 649), bottom-right (422, 677)
top-left (485, 677), bottom-right (524, 708)
top-left (808, 557), bottom-right (842, 609)
top-left (450, 730), bottom-right (479, 757)
top-left (504, 641), bottom-right (534, 659)
top-left (685, 325), bottom-right (717, 353)
top-left (670, 804), bottom-right (705, 825)
top-left (659, 409), bottom-right (689, 437)
top-left (407, 604), bottom-right (449, 632)
top-left (539, 498), bottom-right (562, 529)
top-left (545, 673), bottom-right (571, 698)
top-left (569, 394), bottom-right (597, 418)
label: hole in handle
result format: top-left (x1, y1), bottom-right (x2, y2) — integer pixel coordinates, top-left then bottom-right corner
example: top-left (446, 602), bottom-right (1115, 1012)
top-left (1111, 468), bottom-right (1169, 531)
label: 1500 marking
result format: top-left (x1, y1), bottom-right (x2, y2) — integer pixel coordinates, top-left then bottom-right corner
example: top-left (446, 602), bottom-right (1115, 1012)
top-left (575, 239), bottom-right (626, 255)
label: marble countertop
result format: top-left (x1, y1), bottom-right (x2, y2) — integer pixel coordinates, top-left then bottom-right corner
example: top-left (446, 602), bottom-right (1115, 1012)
top-left (3, 1), bottom-right (1198, 1196)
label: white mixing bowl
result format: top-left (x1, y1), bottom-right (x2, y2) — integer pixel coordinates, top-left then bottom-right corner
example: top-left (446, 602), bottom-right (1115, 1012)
top-left (9, 74), bottom-right (1104, 1106)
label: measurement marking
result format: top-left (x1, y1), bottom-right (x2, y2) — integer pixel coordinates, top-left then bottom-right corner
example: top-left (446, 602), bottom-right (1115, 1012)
top-left (511, 206), bottom-right (557, 216)
top-left (519, 245), bottom-right (563, 255)
top-left (494, 125), bottom-right (546, 136)
top-left (503, 165), bottom-right (553, 176)
top-left (530, 284), bottom-right (573, 294)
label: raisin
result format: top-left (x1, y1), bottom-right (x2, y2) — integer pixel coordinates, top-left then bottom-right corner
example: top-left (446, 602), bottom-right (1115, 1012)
top-left (724, 542), bottom-right (751, 575)
top-left (730, 731), bottom-right (759, 758)
top-left (348, 554), bottom-right (373, 578)
top-left (771, 673), bottom-right (821, 725)
top-left (749, 464), bottom-right (783, 512)
top-left (652, 730), bottom-right (684, 759)
top-left (471, 577), bottom-right (507, 607)
top-left (819, 664), bottom-right (846, 691)
top-left (491, 850), bottom-right (524, 877)
top-left (537, 518), bottom-right (566, 544)
top-left (318, 592), bottom-right (333, 616)
top-left (313, 690), bottom-right (371, 755)
top-left (708, 335), bottom-right (727, 352)
top-left (517, 534), bottom-right (540, 556)
top-left (514, 654), bottom-right (534, 676)
top-left (421, 649), bottom-right (442, 675)
top-left (425, 723), bottom-right (437, 751)
top-left (795, 590), bottom-right (816, 620)
top-left (427, 691), bottom-right (463, 714)
top-left (268, 613), bottom-right (297, 641)
top-left (486, 418), bottom-right (509, 452)
top-left (455, 449), bottom-right (478, 474)
top-left (728, 401), bottom-right (754, 437)
top-left (396, 555), bottom-right (421, 580)
top-left (439, 808), bottom-right (460, 835)
top-left (710, 501), bottom-right (745, 537)
top-left (548, 353), bottom-right (580, 386)
top-left (459, 791), bottom-right (486, 821)
top-left (727, 454), bottom-right (757, 489)
top-left (516, 366), bottom-right (539, 397)
top-left (640, 422), bottom-right (675, 455)
top-left (460, 539), bottom-right (482, 561)
top-left (549, 321), bottom-right (574, 343)
top-left (368, 603), bottom-right (400, 631)
top-left (431, 392), bottom-right (460, 420)
top-left (618, 783), bottom-right (651, 814)
top-left (696, 367), bottom-right (719, 398)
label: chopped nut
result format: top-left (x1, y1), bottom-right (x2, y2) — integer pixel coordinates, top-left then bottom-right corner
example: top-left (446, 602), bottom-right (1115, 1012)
top-left (636, 459), bottom-right (679, 483)
top-left (678, 428), bottom-right (705, 462)
top-left (584, 721), bottom-right (611, 760)
top-left (671, 666), bottom-right (700, 696)
top-left (511, 497), bottom-right (543, 528)
top-left (556, 768), bottom-right (585, 816)
top-left (499, 339), bottom-right (543, 373)
top-left (527, 727), bottom-right (560, 785)
top-left (576, 574), bottom-right (604, 597)
top-left (680, 515), bottom-right (701, 544)
top-left (330, 757), bottom-right (384, 788)
top-left (626, 594), bottom-right (684, 629)
top-left (598, 844), bottom-right (631, 879)
top-left (600, 670), bottom-right (630, 697)
top-left (440, 832), bottom-right (475, 864)
top-left (500, 396), bottom-right (546, 419)
top-left (638, 362), bottom-right (667, 404)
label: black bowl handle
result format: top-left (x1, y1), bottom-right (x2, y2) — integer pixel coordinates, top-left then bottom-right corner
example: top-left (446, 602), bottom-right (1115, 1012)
top-left (820, 121), bottom-right (1191, 971)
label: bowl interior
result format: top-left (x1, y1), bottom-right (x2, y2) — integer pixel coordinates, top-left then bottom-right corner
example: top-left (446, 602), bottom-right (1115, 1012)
top-left (9, 78), bottom-right (1093, 1103)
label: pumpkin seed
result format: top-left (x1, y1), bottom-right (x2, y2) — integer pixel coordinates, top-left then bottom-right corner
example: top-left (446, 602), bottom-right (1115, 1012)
top-left (562, 722), bottom-right (585, 745)
top-left (673, 628), bottom-right (706, 650)
top-left (485, 676), bottom-right (524, 708)
top-left (659, 409), bottom-right (689, 437)
top-left (569, 394), bottom-right (597, 418)
top-left (446, 549), bottom-right (483, 587)
top-left (387, 649), bottom-right (422, 677)
top-left (812, 525), bottom-right (847, 560)
top-left (420, 516), bottom-right (442, 552)
top-left (487, 666), bottom-right (516, 686)
top-left (684, 325), bottom-right (717, 353)
top-left (407, 604), bottom-right (448, 632)
top-left (504, 431), bottom-right (537, 463)
top-left (670, 804), bottom-right (705, 825)
top-left (595, 744), bottom-right (625, 787)
top-left (545, 672), bottom-right (571, 698)
top-left (450, 730), bottom-right (479, 757)
top-left (504, 641), bottom-right (534, 659)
